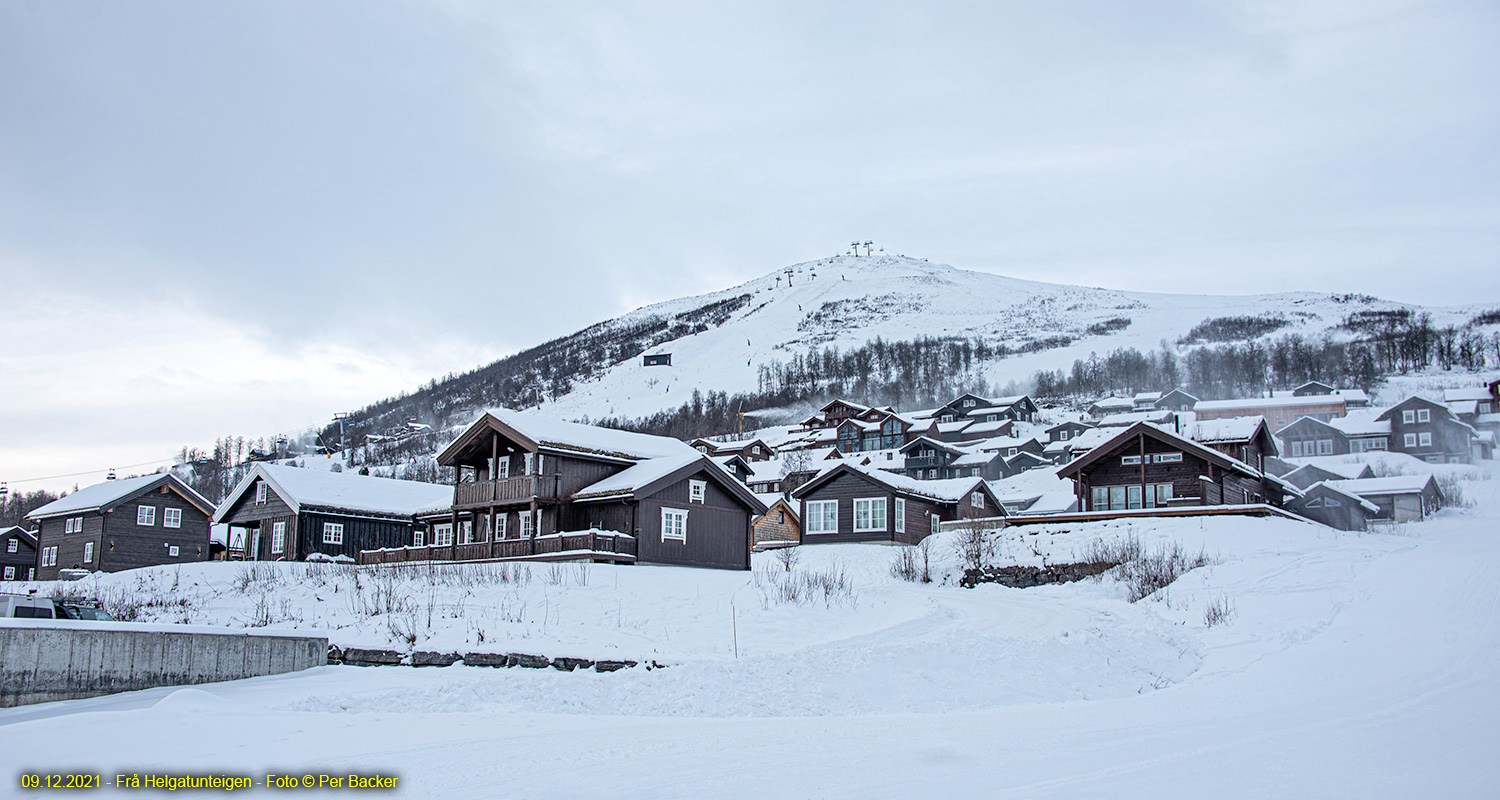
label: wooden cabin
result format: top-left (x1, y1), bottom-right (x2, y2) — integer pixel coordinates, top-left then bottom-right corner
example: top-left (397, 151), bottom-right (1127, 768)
top-left (1324, 475), bottom-right (1444, 523)
top-left (26, 473), bottom-right (214, 580)
top-left (792, 463), bottom-right (1004, 545)
top-left (643, 353), bottom-right (672, 367)
top-left (751, 496), bottom-right (801, 550)
top-left (1280, 462), bottom-right (1375, 491)
top-left (419, 410), bottom-right (767, 570)
top-left (1046, 420), bottom-right (1095, 443)
top-left (1276, 410), bottom-right (1391, 458)
top-left (1154, 389), bottom-right (1199, 412)
top-left (1184, 416), bottom-right (1279, 470)
top-left (1, 526), bottom-right (37, 581)
top-left (1293, 381), bottom-right (1336, 396)
top-left (1088, 397), bottom-right (1135, 419)
top-left (1286, 482), bottom-right (1379, 532)
top-left (215, 464), bottom-right (452, 562)
top-left (1377, 397), bottom-right (1478, 464)
top-left (1194, 395), bottom-right (1346, 433)
top-left (933, 394), bottom-right (1038, 424)
top-left (1056, 422), bottom-right (1295, 513)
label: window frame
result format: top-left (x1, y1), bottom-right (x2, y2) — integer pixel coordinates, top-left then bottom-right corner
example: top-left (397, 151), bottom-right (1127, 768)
top-left (256, 482), bottom-right (268, 504)
top-left (1417, 408), bottom-right (1431, 423)
top-left (271, 521), bottom-right (285, 555)
top-left (1418, 432), bottom-right (1433, 447)
top-left (432, 523), bottom-right (454, 547)
top-left (83, 541), bottom-right (94, 562)
top-left (853, 497), bottom-right (888, 532)
top-left (322, 522), bottom-right (344, 545)
top-left (894, 497), bottom-right (906, 533)
top-left (6, 539), bottom-right (15, 554)
top-left (1402, 409), bottom-right (1416, 424)
top-left (689, 479), bottom-right (706, 503)
top-left (805, 500), bottom-right (838, 534)
top-left (163, 507), bottom-right (182, 529)
top-left (168, 545), bottom-right (179, 557)
top-left (971, 491), bottom-right (984, 510)
top-left (1404, 433), bottom-right (1418, 448)
top-left (2, 566), bottom-right (12, 580)
top-left (137, 506), bottom-right (156, 526)
top-left (661, 507), bottom-right (688, 542)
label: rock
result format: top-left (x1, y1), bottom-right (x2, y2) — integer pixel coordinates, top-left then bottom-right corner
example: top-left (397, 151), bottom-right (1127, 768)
top-left (508, 653), bottom-right (551, 669)
top-left (462, 652), bottom-right (511, 668)
top-left (551, 657), bottom-right (595, 672)
top-left (593, 660), bottom-right (637, 673)
top-left (340, 648), bottom-right (403, 666)
top-left (412, 651), bottom-right (460, 667)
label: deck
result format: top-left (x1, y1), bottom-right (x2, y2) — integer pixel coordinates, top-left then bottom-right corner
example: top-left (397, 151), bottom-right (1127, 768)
top-left (358, 530), bottom-right (636, 566)
top-left (452, 475), bottom-right (561, 509)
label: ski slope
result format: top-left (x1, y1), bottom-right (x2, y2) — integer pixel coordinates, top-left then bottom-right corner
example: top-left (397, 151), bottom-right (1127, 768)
top-left (3, 463), bottom-right (1497, 797)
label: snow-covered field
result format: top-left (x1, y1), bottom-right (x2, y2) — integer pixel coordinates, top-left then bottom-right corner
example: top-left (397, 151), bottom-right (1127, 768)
top-left (4, 463), bottom-right (1499, 797)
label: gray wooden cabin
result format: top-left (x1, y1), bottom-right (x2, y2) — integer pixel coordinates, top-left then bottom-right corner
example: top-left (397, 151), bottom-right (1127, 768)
top-left (419, 410), bottom-right (767, 570)
top-left (1323, 475), bottom-right (1445, 523)
top-left (1286, 482), bottom-right (1378, 531)
top-left (792, 462), bottom-right (1004, 545)
top-left (1377, 396), bottom-right (1479, 464)
top-left (1057, 422), bottom-right (1296, 513)
top-left (215, 463), bottom-right (452, 562)
top-left (26, 473), bottom-right (214, 580)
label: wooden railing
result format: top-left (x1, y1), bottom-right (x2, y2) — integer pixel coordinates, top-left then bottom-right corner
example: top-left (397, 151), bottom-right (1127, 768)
top-left (453, 474), bottom-right (561, 508)
top-left (357, 531), bottom-right (637, 566)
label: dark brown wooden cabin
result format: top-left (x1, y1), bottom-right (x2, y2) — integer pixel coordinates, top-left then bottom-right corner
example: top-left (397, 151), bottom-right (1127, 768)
top-left (792, 462), bottom-right (1004, 545)
top-left (1286, 482), bottom-right (1377, 532)
top-left (1046, 421), bottom-right (1095, 443)
top-left (424, 411), bottom-right (766, 570)
top-left (1378, 396), bottom-right (1478, 464)
top-left (1154, 389), bottom-right (1199, 412)
top-left (1, 526), bottom-right (38, 581)
top-left (215, 463), bottom-right (452, 562)
top-left (643, 353), bottom-right (672, 367)
top-left (1056, 422), bottom-right (1295, 513)
top-left (26, 473), bottom-right (213, 580)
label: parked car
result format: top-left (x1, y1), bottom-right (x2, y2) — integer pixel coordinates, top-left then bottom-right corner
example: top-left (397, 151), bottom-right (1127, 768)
top-left (0, 592), bottom-right (58, 619)
top-left (54, 597), bottom-right (115, 621)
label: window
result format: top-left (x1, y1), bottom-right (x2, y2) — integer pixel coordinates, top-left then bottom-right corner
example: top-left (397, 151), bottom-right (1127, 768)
top-left (432, 523), bottom-right (454, 547)
top-left (43, 546), bottom-right (55, 566)
top-left (271, 521), bottom-right (285, 555)
top-left (496, 458), bottom-right (509, 479)
top-left (1417, 408), bottom-right (1431, 423)
top-left (495, 514), bottom-right (507, 539)
top-left (83, 541), bottom-right (94, 562)
top-left (971, 491), bottom-right (984, 510)
top-left (137, 506), bottom-right (156, 526)
top-left (931, 514), bottom-right (940, 536)
top-left (322, 522), bottom-right (344, 545)
top-left (1127, 485), bottom-right (1143, 509)
top-left (689, 480), bottom-right (706, 503)
top-left (661, 508), bottom-right (688, 542)
top-left (894, 498), bottom-right (906, 533)
top-left (1404, 433), bottom-right (1418, 448)
top-left (523, 453), bottom-right (534, 475)
top-left (256, 482), bottom-right (268, 504)
top-left (168, 545), bottom-right (179, 557)
top-left (806, 500), bottom-right (838, 534)
top-left (963, 399), bottom-right (975, 408)
top-left (164, 508), bottom-right (182, 528)
top-left (2, 566), bottom-right (11, 580)
top-left (520, 511), bottom-right (535, 537)
top-left (1418, 432), bottom-right (1432, 447)
top-left (1403, 410), bottom-right (1416, 424)
top-left (1153, 452), bottom-right (1183, 464)
top-left (777, 510), bottom-right (785, 524)
top-left (6, 539), bottom-right (16, 553)
top-left (853, 498), bottom-right (887, 532)
top-left (1317, 439), bottom-right (1334, 456)
top-left (1007, 448), bottom-right (1018, 457)
top-left (1481, 402), bottom-right (1493, 414)
top-left (459, 519), bottom-right (474, 542)
top-left (413, 529), bottom-right (425, 547)
top-left (1121, 455), bottom-right (1143, 466)
top-left (986, 414), bottom-right (997, 422)
top-left (1290, 441), bottom-right (1304, 457)
top-left (1154, 483), bottom-right (1173, 507)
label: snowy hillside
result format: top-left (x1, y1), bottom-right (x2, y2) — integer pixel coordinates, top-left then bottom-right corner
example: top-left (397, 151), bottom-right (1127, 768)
top-left (536, 253), bottom-right (1487, 422)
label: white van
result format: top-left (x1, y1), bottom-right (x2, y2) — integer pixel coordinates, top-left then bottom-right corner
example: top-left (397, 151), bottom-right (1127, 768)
top-left (0, 593), bottom-right (58, 619)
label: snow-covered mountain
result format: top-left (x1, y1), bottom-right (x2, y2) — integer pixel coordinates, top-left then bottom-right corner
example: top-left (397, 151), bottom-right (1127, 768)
top-left (539, 253), bottom-right (1484, 420)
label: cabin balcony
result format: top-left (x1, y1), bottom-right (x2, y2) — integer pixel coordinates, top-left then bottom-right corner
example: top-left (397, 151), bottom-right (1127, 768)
top-left (453, 475), bottom-right (561, 510)
top-left (905, 455), bottom-right (950, 470)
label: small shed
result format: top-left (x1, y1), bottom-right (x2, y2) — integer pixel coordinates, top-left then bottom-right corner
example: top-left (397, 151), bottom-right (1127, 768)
top-left (643, 353), bottom-right (672, 367)
top-left (1287, 481), bottom-right (1379, 531)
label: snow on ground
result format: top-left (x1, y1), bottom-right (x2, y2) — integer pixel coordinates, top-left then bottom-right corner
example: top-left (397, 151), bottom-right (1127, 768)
top-left (4, 464), bottom-right (1499, 797)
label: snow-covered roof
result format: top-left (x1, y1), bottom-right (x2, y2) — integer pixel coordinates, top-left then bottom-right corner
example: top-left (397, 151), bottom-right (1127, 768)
top-left (1186, 416), bottom-right (1266, 444)
top-left (962, 419), bottom-right (1013, 435)
top-left (1098, 410), bottom-right (1173, 427)
top-left (953, 450), bottom-right (1001, 466)
top-left (1282, 461), bottom-right (1373, 481)
top-left (570, 453), bottom-right (704, 501)
top-left (1090, 397), bottom-right (1135, 410)
top-left (1444, 387), bottom-right (1493, 402)
top-left (973, 435), bottom-right (1035, 452)
top-left (935, 420), bottom-right (973, 433)
top-left (1301, 481), bottom-right (1381, 514)
top-left (1477, 413), bottom-right (1500, 426)
top-left (1328, 409), bottom-right (1391, 437)
top-left (216, 463), bottom-right (453, 522)
top-left (1058, 427), bottom-right (1120, 453)
top-left (1195, 395), bottom-right (1347, 411)
top-left (985, 394), bottom-right (1031, 407)
top-left (1326, 475), bottom-right (1440, 497)
top-left (1335, 388), bottom-right (1370, 403)
top-left (470, 409), bottom-right (698, 461)
top-left (1446, 399), bottom-right (1479, 416)
top-left (1134, 391), bottom-right (1163, 403)
top-left (28, 473), bottom-right (212, 520)
top-left (800, 462), bottom-right (992, 504)
top-left (0, 525), bottom-right (36, 545)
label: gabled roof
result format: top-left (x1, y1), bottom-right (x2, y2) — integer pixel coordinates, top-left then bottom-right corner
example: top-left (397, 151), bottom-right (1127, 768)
top-left (1187, 416), bottom-right (1273, 448)
top-left (215, 463), bottom-right (453, 522)
top-left (438, 409), bottom-right (698, 465)
top-left (0, 525), bottom-right (37, 546)
top-left (754, 495), bottom-right (799, 523)
top-left (791, 462), bottom-right (1004, 508)
top-left (1444, 387), bottom-right (1493, 403)
top-left (1098, 410), bottom-right (1174, 427)
top-left (1089, 396), bottom-right (1135, 411)
top-left (1046, 420), bottom-right (1095, 433)
top-left (1056, 422), bottom-right (1296, 496)
top-left (1294, 380), bottom-right (1336, 394)
top-left (1282, 462), bottom-right (1375, 486)
top-left (821, 398), bottom-right (871, 414)
top-left (1297, 481), bottom-right (1381, 514)
top-left (1133, 391), bottom-right (1163, 403)
top-left (1328, 409), bottom-right (1391, 437)
top-left (28, 473), bottom-right (214, 521)
top-left (1326, 474), bottom-right (1443, 499)
top-left (1195, 395), bottom-right (1347, 411)
top-left (1374, 396), bottom-right (1457, 422)
top-left (1005, 451), bottom-right (1053, 469)
top-left (571, 453), bottom-right (768, 514)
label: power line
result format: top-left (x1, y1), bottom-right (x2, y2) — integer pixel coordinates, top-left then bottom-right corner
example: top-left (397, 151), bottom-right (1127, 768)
top-left (4, 456), bottom-right (179, 486)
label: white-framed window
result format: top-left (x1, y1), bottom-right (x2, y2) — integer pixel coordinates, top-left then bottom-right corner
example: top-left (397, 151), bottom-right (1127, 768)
top-left (168, 545), bottom-right (179, 557)
top-left (1417, 408), bottom-right (1431, 423)
top-left (893, 498), bottom-right (906, 533)
top-left (322, 522), bottom-right (344, 545)
top-left (413, 529), bottom-right (425, 547)
top-left (137, 506), bottom-right (156, 526)
top-left (1121, 455), bottom-right (1143, 466)
top-left (5, 539), bottom-right (15, 553)
top-left (256, 482), bottom-right (268, 504)
top-left (83, 541), bottom-right (94, 562)
top-left (523, 453), bottom-right (535, 475)
top-left (495, 514), bottom-right (507, 539)
top-left (1418, 432), bottom-right (1432, 447)
top-left (45, 546), bottom-right (56, 566)
top-left (689, 480), bottom-right (706, 503)
top-left (963, 399), bottom-right (975, 408)
top-left (853, 497), bottom-right (887, 532)
top-left (163, 508), bottom-right (182, 528)
top-left (2, 566), bottom-right (12, 580)
top-left (459, 519), bottom-right (474, 542)
top-left (1404, 433), bottom-right (1418, 448)
top-left (1290, 441), bottom-right (1304, 457)
top-left (806, 500), bottom-right (838, 534)
top-left (520, 511), bottom-right (535, 537)
top-left (1127, 485), bottom-right (1144, 509)
top-left (1317, 439), bottom-right (1334, 456)
top-left (271, 521), bottom-right (285, 554)
top-left (661, 507), bottom-right (688, 542)
top-left (971, 491), bottom-right (984, 509)
top-left (432, 523), bottom-right (454, 547)
top-left (1154, 452), bottom-right (1183, 463)
top-left (931, 513), bottom-right (940, 536)
top-left (1403, 410), bottom-right (1416, 424)
top-left (496, 457), bottom-right (509, 479)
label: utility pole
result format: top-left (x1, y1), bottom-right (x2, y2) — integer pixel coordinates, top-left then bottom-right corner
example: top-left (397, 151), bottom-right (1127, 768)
top-left (332, 413), bottom-right (353, 461)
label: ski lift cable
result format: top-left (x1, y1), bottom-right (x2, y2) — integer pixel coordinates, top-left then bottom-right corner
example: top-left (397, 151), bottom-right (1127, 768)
top-left (4, 456), bottom-right (180, 486)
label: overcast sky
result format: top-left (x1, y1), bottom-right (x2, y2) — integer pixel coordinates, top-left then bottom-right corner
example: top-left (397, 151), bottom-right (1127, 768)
top-left (2, 0), bottom-right (1498, 494)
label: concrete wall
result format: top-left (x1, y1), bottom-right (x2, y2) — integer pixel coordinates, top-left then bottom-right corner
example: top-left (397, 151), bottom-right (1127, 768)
top-left (0, 624), bottom-right (326, 707)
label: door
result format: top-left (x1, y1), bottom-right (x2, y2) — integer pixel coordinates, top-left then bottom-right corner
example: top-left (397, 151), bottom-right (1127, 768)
top-left (250, 529), bottom-right (261, 561)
